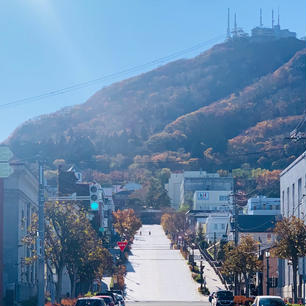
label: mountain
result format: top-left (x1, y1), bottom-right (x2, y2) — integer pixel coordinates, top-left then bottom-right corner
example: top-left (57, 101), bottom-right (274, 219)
top-left (6, 38), bottom-right (306, 172)
top-left (148, 48), bottom-right (306, 169)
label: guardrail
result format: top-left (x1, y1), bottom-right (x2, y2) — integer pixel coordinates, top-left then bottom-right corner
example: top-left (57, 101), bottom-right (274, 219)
top-left (198, 245), bottom-right (229, 290)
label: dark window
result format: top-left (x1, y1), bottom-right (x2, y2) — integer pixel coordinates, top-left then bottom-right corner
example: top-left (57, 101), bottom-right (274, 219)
top-left (216, 291), bottom-right (233, 299)
top-left (76, 299), bottom-right (105, 306)
top-left (259, 298), bottom-right (285, 306)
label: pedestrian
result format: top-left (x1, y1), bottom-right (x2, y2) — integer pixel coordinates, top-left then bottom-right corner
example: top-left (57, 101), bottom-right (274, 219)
top-left (140, 231), bottom-right (142, 235)
top-left (149, 231), bottom-right (151, 235)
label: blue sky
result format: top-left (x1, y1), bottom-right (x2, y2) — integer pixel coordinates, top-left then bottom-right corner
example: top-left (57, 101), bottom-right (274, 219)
top-left (0, 0), bottom-right (305, 142)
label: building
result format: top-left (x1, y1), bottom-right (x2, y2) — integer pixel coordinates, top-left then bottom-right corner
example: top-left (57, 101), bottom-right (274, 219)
top-left (203, 213), bottom-right (231, 243)
top-left (251, 25), bottom-right (296, 42)
top-left (280, 152), bottom-right (306, 299)
top-left (166, 173), bottom-right (184, 210)
top-left (193, 190), bottom-right (232, 212)
top-left (245, 196), bottom-right (280, 215)
top-left (180, 172), bottom-right (233, 208)
top-left (2, 163), bottom-right (38, 305)
top-left (228, 215), bottom-right (278, 250)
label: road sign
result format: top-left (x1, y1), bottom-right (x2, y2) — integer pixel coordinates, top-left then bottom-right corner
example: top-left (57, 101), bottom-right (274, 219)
top-left (0, 163), bottom-right (14, 178)
top-left (0, 146), bottom-right (13, 162)
top-left (117, 241), bottom-right (128, 252)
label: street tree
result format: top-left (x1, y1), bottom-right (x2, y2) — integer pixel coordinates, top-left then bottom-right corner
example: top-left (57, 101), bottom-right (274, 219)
top-left (23, 201), bottom-right (112, 302)
top-left (222, 236), bottom-right (261, 297)
top-left (112, 209), bottom-right (142, 242)
top-left (272, 217), bottom-right (306, 303)
top-left (145, 177), bottom-right (170, 209)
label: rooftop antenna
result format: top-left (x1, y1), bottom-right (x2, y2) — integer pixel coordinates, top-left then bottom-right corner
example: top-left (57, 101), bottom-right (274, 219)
top-left (227, 8), bottom-right (231, 39)
top-left (272, 9), bottom-right (275, 28)
top-left (234, 12), bottom-right (237, 36)
top-left (260, 8), bottom-right (263, 27)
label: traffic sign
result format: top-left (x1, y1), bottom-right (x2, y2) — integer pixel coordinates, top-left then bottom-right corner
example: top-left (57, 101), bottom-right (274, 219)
top-left (0, 163), bottom-right (14, 178)
top-left (117, 241), bottom-right (128, 252)
top-left (0, 146), bottom-right (13, 162)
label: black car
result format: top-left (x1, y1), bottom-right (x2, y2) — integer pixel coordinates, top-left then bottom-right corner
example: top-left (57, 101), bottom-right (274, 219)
top-left (210, 290), bottom-right (234, 306)
top-left (75, 297), bottom-right (106, 306)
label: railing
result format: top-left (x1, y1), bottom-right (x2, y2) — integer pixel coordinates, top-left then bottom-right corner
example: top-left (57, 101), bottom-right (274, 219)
top-left (198, 245), bottom-right (229, 290)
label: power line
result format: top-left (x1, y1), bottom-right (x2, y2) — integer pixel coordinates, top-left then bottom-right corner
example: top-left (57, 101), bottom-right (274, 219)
top-left (0, 35), bottom-right (224, 110)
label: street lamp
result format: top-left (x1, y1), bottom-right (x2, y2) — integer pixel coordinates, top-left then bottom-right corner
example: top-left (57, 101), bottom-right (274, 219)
top-left (266, 251), bottom-right (270, 295)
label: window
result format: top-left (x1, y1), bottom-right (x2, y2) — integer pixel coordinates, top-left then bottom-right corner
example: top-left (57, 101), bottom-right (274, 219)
top-left (221, 224), bottom-right (225, 230)
top-left (298, 178), bottom-right (302, 218)
top-left (214, 224), bottom-right (218, 230)
top-left (287, 187), bottom-right (290, 217)
top-left (219, 195), bottom-right (229, 201)
top-left (282, 190), bottom-right (285, 215)
top-left (292, 183), bottom-right (295, 216)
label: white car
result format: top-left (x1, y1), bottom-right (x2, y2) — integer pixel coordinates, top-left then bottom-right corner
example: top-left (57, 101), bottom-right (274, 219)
top-left (252, 296), bottom-right (286, 306)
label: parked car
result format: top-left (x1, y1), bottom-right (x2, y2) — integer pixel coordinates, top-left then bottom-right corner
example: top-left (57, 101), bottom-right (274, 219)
top-left (75, 297), bottom-right (106, 306)
top-left (111, 290), bottom-right (124, 297)
top-left (95, 295), bottom-right (115, 306)
top-left (209, 290), bottom-right (234, 306)
top-left (252, 296), bottom-right (286, 306)
top-left (96, 292), bottom-right (118, 305)
top-left (114, 293), bottom-right (125, 306)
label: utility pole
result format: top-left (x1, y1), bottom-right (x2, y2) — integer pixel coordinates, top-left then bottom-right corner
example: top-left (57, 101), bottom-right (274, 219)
top-left (0, 179), bottom-right (4, 306)
top-left (233, 178), bottom-right (239, 296)
top-left (200, 260), bottom-right (205, 290)
top-left (37, 161), bottom-right (45, 306)
top-left (214, 232), bottom-right (217, 260)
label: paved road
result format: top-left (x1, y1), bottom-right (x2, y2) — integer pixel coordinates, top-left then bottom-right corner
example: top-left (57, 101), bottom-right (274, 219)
top-left (125, 225), bottom-right (206, 302)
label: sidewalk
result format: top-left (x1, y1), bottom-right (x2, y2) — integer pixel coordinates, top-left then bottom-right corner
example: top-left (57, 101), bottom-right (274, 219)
top-left (192, 248), bottom-right (226, 294)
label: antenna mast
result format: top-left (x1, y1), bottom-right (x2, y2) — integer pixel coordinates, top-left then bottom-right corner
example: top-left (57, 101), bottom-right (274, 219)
top-left (272, 9), bottom-right (274, 28)
top-left (234, 12), bottom-right (237, 37)
top-left (278, 7), bottom-right (280, 26)
top-left (260, 8), bottom-right (263, 27)
top-left (227, 8), bottom-right (231, 39)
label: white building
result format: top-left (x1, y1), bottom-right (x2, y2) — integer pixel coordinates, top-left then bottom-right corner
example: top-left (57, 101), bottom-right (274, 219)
top-left (280, 152), bottom-right (306, 299)
top-left (166, 173), bottom-right (184, 210)
top-left (193, 190), bottom-right (232, 212)
top-left (2, 163), bottom-right (38, 304)
top-left (245, 196), bottom-right (280, 215)
top-left (203, 213), bottom-right (231, 242)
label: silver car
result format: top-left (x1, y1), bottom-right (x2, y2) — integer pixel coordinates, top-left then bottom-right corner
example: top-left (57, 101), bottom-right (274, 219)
top-left (252, 296), bottom-right (286, 306)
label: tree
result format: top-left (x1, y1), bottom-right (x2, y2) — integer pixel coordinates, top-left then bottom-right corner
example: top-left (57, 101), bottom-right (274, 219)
top-left (272, 217), bottom-right (306, 303)
top-left (112, 209), bottom-right (142, 242)
top-left (23, 201), bottom-right (112, 301)
top-left (145, 177), bottom-right (170, 209)
top-left (222, 236), bottom-right (261, 297)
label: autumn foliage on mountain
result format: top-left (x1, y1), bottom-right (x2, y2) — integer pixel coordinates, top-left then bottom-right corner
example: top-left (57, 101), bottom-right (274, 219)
top-left (6, 37), bottom-right (306, 173)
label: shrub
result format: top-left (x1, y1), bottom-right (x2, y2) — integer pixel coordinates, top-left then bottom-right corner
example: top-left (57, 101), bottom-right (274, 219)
top-left (198, 286), bottom-right (210, 295)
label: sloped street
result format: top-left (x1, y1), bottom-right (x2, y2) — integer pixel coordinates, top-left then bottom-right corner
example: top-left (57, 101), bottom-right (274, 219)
top-left (125, 224), bottom-right (210, 302)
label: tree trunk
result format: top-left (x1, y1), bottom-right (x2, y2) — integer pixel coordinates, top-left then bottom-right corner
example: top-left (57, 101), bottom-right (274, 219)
top-left (244, 273), bottom-right (250, 297)
top-left (293, 259), bottom-right (298, 303)
top-left (55, 266), bottom-right (63, 303)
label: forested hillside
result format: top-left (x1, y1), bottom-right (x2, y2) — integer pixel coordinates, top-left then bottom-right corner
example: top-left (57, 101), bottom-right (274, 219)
top-left (6, 38), bottom-right (306, 174)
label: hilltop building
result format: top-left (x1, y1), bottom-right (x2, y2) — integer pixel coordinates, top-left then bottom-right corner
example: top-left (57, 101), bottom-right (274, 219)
top-left (226, 8), bottom-right (296, 42)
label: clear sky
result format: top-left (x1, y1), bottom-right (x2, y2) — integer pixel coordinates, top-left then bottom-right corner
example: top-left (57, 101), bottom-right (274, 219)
top-left (0, 0), bottom-right (305, 142)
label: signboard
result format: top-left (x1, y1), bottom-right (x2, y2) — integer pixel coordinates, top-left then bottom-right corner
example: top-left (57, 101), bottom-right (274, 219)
top-left (197, 191), bottom-right (209, 201)
top-left (0, 146), bottom-right (13, 162)
top-left (117, 241), bottom-right (128, 252)
top-left (0, 163), bottom-right (14, 178)
top-left (0, 146), bottom-right (14, 178)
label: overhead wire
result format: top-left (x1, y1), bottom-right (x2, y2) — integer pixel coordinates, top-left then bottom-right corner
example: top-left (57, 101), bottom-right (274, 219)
top-left (0, 35), bottom-right (224, 110)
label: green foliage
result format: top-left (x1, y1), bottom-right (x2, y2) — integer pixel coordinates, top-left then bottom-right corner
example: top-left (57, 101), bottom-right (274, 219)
top-left (145, 177), bottom-right (170, 209)
top-left (272, 217), bottom-right (306, 303)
